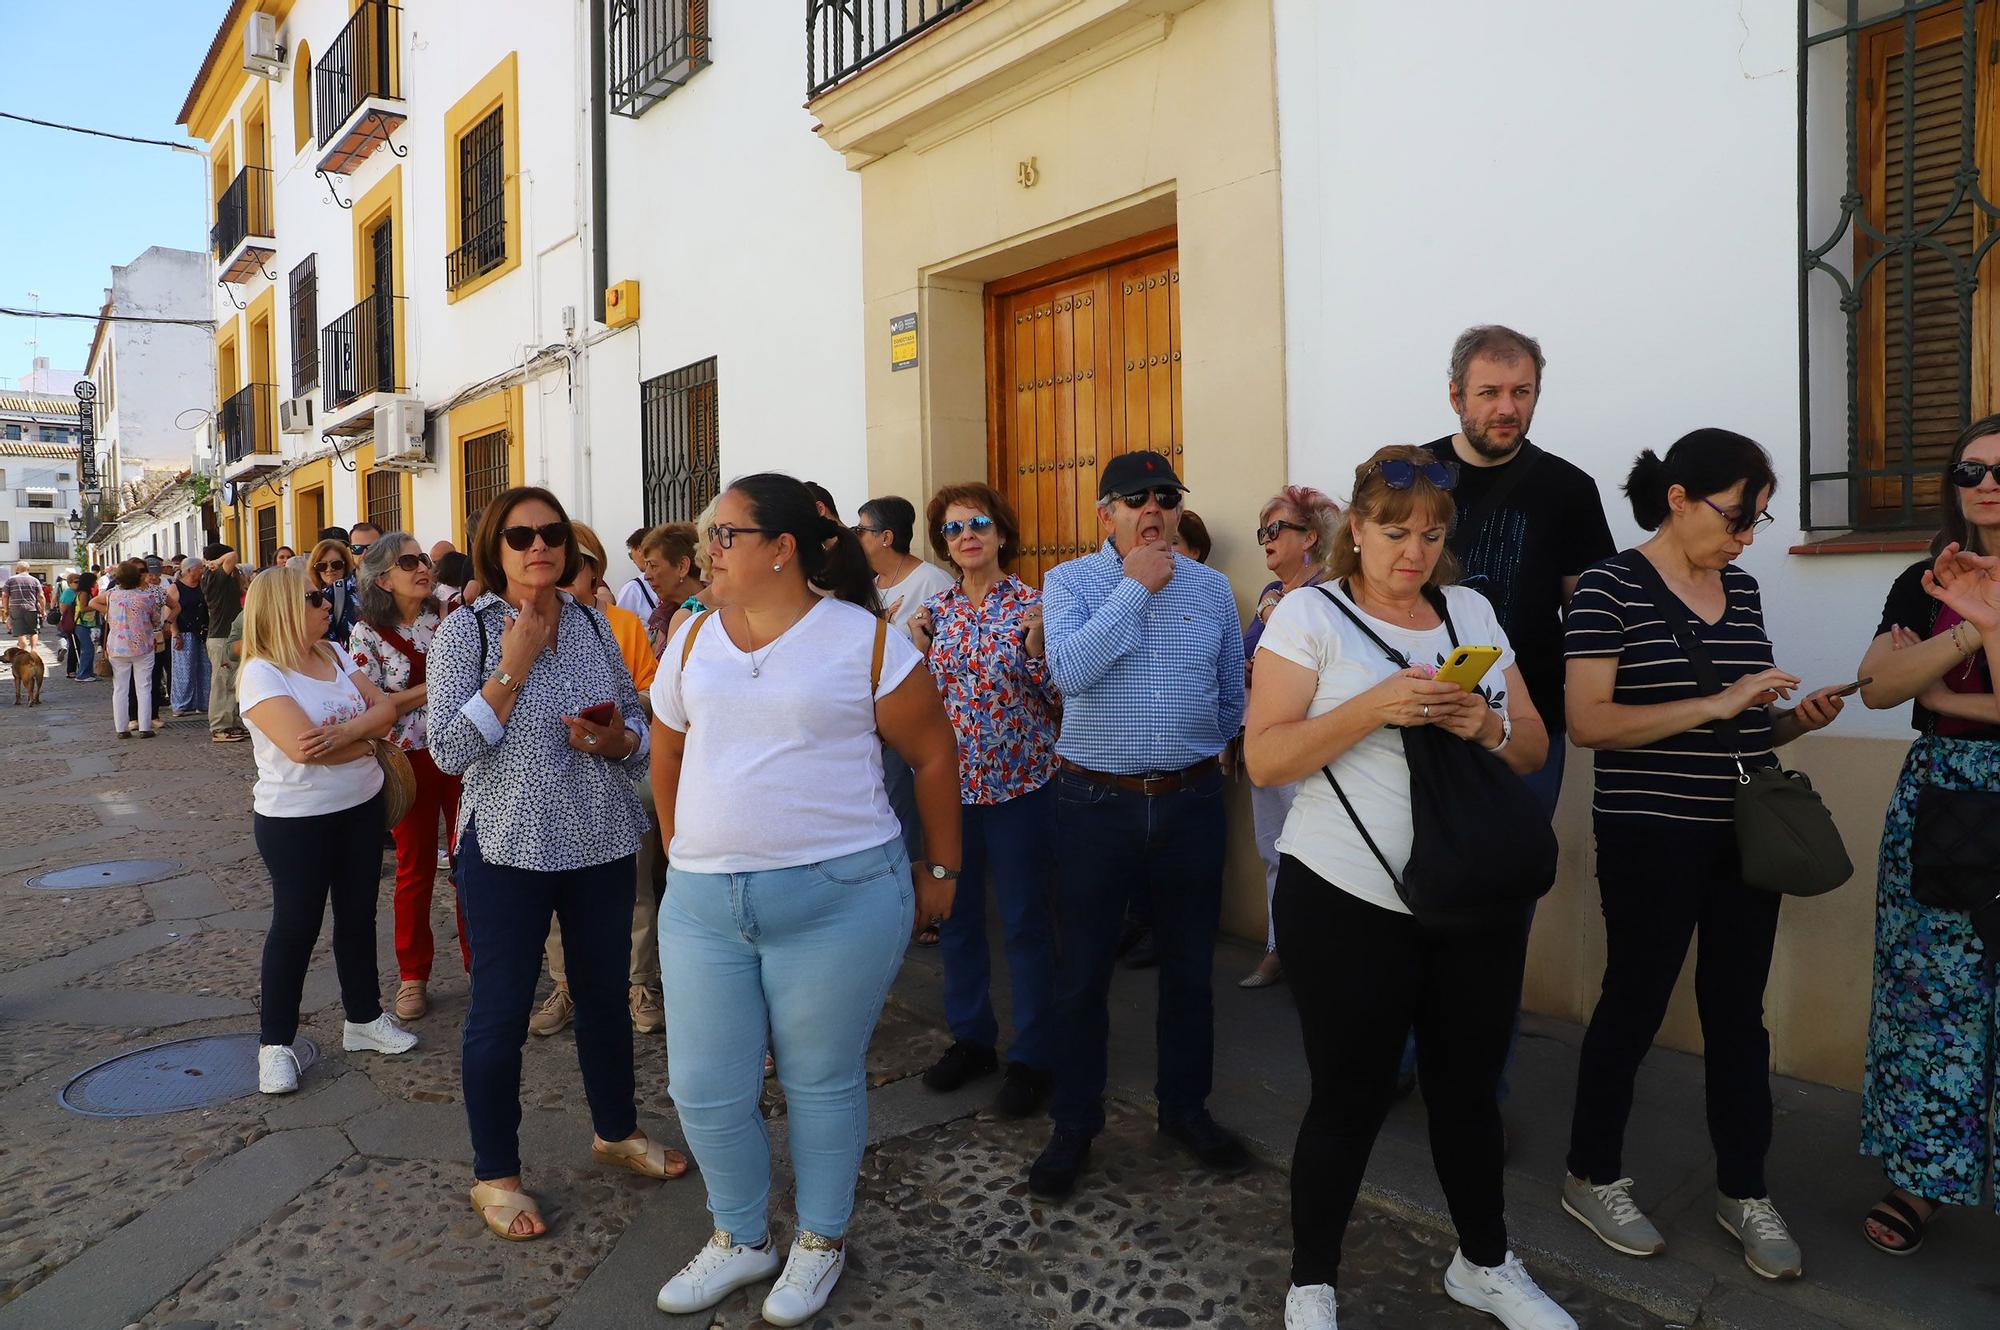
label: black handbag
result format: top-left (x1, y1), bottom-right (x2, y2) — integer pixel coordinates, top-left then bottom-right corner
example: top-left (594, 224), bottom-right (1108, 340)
top-left (1910, 786), bottom-right (2000, 909)
top-left (1314, 585), bottom-right (1557, 933)
top-left (1620, 554), bottom-right (1853, 897)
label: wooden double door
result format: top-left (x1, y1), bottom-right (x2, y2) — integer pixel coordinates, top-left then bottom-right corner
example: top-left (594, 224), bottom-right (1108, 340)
top-left (986, 228), bottom-right (1181, 586)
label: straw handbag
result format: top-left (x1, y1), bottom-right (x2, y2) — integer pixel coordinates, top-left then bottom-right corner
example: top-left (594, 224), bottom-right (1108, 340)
top-left (371, 739), bottom-right (417, 829)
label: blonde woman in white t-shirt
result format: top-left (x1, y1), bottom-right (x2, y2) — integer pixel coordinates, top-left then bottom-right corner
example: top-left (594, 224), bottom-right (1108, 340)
top-left (650, 474), bottom-right (960, 1326)
top-left (1243, 446), bottom-right (1571, 1330)
top-left (238, 563), bottom-right (413, 1097)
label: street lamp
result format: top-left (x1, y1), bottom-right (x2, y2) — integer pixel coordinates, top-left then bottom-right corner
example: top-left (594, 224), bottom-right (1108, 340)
top-left (67, 509), bottom-right (86, 539)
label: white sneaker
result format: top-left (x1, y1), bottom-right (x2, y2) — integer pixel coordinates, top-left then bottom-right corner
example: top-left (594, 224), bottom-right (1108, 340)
top-left (760, 1231), bottom-right (845, 1327)
top-left (342, 1013), bottom-right (418, 1055)
top-left (1284, 1282), bottom-right (1338, 1328)
top-left (655, 1229), bottom-right (783, 1313)
top-left (258, 1044), bottom-right (300, 1094)
top-left (1442, 1250), bottom-right (1577, 1330)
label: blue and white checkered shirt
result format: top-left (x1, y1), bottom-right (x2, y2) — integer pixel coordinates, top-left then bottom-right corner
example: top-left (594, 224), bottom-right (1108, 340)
top-left (1042, 541), bottom-right (1246, 774)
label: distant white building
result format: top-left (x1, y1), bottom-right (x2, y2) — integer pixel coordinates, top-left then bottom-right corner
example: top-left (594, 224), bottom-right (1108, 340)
top-left (84, 246), bottom-right (217, 499)
top-left (0, 391), bottom-right (84, 579)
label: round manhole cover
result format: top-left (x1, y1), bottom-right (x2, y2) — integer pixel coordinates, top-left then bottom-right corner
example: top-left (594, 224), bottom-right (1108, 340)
top-left (59, 1034), bottom-right (319, 1117)
top-left (26, 859), bottom-right (184, 891)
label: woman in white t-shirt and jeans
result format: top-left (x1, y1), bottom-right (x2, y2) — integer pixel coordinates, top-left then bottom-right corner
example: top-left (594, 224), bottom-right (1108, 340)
top-left (237, 563), bottom-right (415, 1096)
top-left (650, 474), bottom-right (961, 1326)
top-left (1244, 447), bottom-right (1573, 1330)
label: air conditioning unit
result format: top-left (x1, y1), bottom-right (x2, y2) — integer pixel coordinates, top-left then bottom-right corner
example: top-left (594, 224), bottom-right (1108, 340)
top-left (374, 395), bottom-right (430, 469)
top-left (278, 397), bottom-right (314, 434)
top-left (244, 12), bottom-right (283, 80)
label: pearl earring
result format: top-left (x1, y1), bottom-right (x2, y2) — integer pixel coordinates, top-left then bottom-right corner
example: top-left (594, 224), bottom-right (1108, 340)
top-left (772, 562), bottom-right (782, 572)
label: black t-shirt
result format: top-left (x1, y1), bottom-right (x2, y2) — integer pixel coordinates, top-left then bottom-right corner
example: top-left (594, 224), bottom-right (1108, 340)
top-left (1424, 436), bottom-right (1617, 733)
top-left (1876, 557), bottom-right (2000, 740)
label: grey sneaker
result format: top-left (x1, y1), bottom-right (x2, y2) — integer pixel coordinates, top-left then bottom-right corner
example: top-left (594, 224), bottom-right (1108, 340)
top-left (1715, 1193), bottom-right (1802, 1280)
top-left (1561, 1175), bottom-right (1665, 1257)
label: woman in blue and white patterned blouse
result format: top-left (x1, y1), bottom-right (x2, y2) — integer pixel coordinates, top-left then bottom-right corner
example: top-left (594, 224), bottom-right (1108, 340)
top-left (429, 486), bottom-right (688, 1243)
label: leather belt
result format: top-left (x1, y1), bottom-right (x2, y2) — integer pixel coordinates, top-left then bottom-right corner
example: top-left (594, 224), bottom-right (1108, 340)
top-left (1058, 756), bottom-right (1219, 796)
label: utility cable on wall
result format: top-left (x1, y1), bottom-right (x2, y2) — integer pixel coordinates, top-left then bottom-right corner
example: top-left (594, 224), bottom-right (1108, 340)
top-left (0, 110), bottom-right (202, 154)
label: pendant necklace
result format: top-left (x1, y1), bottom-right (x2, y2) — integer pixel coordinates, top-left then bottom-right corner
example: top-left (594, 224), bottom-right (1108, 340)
top-left (749, 639), bottom-right (779, 678)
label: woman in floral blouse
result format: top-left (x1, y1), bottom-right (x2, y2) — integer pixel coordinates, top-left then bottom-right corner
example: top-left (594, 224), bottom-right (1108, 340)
top-left (909, 482), bottom-right (1062, 1118)
top-left (351, 532), bottom-right (465, 1021)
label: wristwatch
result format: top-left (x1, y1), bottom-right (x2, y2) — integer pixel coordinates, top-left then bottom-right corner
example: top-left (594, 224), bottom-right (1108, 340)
top-left (926, 863), bottom-right (959, 881)
top-left (492, 668), bottom-right (522, 693)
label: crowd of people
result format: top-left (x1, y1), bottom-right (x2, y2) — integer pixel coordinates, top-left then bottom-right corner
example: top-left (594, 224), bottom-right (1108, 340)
top-left (8, 322), bottom-right (1999, 1330)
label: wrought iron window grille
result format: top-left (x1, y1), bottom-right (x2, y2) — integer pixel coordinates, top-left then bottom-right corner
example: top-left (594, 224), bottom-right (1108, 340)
top-left (609, 0), bottom-right (711, 118)
top-left (447, 108), bottom-right (507, 292)
top-left (640, 357), bottom-right (720, 525)
top-left (462, 430), bottom-right (511, 533)
top-left (290, 256), bottom-right (320, 396)
top-left (807, 0), bottom-right (979, 99)
top-left (365, 468), bottom-right (402, 531)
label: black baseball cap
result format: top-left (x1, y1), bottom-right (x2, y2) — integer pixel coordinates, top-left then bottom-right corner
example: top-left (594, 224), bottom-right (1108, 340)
top-left (1097, 449), bottom-right (1186, 500)
top-left (143, 555), bottom-right (164, 573)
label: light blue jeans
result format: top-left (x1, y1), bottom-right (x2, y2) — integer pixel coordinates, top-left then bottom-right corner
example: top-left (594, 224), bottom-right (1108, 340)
top-left (661, 839), bottom-right (914, 1243)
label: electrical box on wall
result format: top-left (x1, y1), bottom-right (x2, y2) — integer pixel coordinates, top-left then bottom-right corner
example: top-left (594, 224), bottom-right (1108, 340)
top-left (245, 12), bottom-right (283, 79)
top-left (605, 280), bottom-right (641, 329)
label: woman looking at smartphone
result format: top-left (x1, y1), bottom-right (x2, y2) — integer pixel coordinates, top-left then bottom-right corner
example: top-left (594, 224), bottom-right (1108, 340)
top-left (429, 487), bottom-right (686, 1243)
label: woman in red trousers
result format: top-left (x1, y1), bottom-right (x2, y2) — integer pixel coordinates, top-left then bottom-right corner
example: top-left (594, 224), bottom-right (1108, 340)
top-left (351, 531), bottom-right (468, 1019)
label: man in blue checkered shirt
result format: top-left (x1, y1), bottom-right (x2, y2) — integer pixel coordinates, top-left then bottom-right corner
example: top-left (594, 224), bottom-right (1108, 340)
top-left (1026, 449), bottom-right (1250, 1200)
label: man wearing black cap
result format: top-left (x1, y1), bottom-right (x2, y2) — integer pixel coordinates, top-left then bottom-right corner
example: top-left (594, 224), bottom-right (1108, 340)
top-left (200, 544), bottom-right (248, 742)
top-left (1028, 448), bottom-right (1249, 1198)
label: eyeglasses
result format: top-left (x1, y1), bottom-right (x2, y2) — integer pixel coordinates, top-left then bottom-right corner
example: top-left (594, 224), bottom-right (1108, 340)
top-left (851, 524), bottom-right (883, 537)
top-left (1256, 519), bottom-right (1310, 545)
top-left (314, 559), bottom-right (348, 574)
top-left (1700, 497), bottom-right (1775, 535)
top-left (706, 523), bottom-right (777, 549)
top-left (1948, 460), bottom-right (2000, 488)
top-left (940, 515), bottom-right (995, 540)
top-left (303, 590), bottom-right (328, 609)
top-left (393, 552), bottom-right (432, 573)
top-left (1376, 459), bottom-right (1459, 492)
top-left (499, 522), bottom-right (571, 552)
top-left (1114, 487), bottom-right (1185, 510)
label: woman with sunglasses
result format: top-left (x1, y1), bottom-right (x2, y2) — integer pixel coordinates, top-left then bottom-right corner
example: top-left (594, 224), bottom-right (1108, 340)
top-left (904, 483), bottom-right (1061, 1117)
top-left (1853, 414), bottom-right (2000, 1257)
top-left (1560, 430), bottom-right (1845, 1280)
top-left (237, 564), bottom-right (411, 1094)
top-left (350, 533), bottom-right (466, 1022)
top-left (430, 487), bottom-right (687, 1243)
top-left (308, 539), bottom-right (359, 647)
top-left (1238, 485), bottom-right (1341, 990)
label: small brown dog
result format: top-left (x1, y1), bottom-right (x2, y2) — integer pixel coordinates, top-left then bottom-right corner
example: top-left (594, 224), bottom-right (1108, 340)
top-left (4, 647), bottom-right (44, 706)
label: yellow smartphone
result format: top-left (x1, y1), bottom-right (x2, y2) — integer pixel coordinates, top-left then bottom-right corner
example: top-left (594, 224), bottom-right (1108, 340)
top-left (1433, 645), bottom-right (1503, 691)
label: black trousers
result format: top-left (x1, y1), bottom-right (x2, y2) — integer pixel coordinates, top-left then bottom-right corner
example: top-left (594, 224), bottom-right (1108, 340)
top-left (1275, 855), bottom-right (1526, 1287)
top-left (254, 795), bottom-right (387, 1045)
top-left (1566, 818), bottom-right (1781, 1200)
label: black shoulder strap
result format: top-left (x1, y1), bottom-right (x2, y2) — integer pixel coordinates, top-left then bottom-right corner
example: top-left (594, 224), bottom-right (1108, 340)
top-left (1312, 583), bottom-right (1461, 668)
top-left (1319, 761), bottom-right (1405, 894)
top-left (1616, 551), bottom-right (1741, 756)
top-left (472, 598), bottom-right (607, 678)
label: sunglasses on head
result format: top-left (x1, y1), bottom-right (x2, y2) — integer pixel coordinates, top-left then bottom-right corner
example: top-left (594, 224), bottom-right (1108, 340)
top-left (1948, 460), bottom-right (2000, 488)
top-left (303, 589), bottom-right (328, 609)
top-left (1114, 486), bottom-right (1185, 510)
top-left (1256, 519), bottom-right (1310, 545)
top-left (1699, 497), bottom-right (1775, 535)
top-left (394, 552), bottom-right (432, 573)
top-left (499, 522), bottom-right (571, 552)
top-left (940, 515), bottom-right (995, 540)
top-left (1375, 459), bottom-right (1459, 492)
top-left (314, 559), bottom-right (348, 574)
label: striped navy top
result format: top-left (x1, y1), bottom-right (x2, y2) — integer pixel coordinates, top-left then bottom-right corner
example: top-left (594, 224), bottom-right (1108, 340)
top-left (1564, 552), bottom-right (1777, 824)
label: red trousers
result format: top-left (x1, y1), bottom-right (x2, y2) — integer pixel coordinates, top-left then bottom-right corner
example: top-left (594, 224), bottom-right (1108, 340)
top-left (391, 745), bottom-right (468, 981)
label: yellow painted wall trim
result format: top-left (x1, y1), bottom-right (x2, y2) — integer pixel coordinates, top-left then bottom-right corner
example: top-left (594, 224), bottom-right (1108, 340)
top-left (442, 51), bottom-right (522, 305)
top-left (180, 0), bottom-right (301, 143)
top-left (447, 384), bottom-right (525, 546)
top-left (291, 40), bottom-right (314, 156)
top-left (289, 456), bottom-right (333, 547)
top-left (354, 441), bottom-right (412, 534)
top-left (350, 166), bottom-right (408, 387)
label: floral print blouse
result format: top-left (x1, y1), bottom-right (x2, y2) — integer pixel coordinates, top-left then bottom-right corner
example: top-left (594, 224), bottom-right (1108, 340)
top-left (923, 576), bottom-right (1062, 805)
top-left (349, 610), bottom-right (440, 751)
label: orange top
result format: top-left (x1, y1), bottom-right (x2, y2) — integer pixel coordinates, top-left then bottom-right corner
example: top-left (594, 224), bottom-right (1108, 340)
top-left (606, 604), bottom-right (658, 692)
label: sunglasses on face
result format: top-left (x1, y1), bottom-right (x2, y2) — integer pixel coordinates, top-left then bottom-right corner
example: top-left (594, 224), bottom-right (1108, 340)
top-left (303, 590), bottom-right (328, 609)
top-left (1376, 459), bottom-right (1459, 492)
top-left (1115, 487), bottom-right (1185, 510)
top-left (499, 522), bottom-right (571, 552)
top-left (394, 552), bottom-right (432, 573)
top-left (1949, 460), bottom-right (2000, 488)
top-left (1700, 497), bottom-right (1775, 535)
top-left (314, 559), bottom-right (348, 574)
top-left (940, 515), bottom-right (995, 540)
top-left (1256, 519), bottom-right (1310, 545)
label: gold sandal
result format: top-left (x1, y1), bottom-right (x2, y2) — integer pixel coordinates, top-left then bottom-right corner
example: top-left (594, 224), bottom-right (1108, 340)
top-left (591, 1133), bottom-right (688, 1180)
top-left (469, 1181), bottom-right (544, 1241)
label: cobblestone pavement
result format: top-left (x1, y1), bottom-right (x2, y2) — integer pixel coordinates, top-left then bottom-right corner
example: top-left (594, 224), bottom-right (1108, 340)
top-left (0, 648), bottom-right (1676, 1329)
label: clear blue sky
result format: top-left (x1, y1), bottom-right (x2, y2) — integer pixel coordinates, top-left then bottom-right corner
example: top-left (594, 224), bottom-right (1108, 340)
top-left (0, 2), bottom-right (226, 384)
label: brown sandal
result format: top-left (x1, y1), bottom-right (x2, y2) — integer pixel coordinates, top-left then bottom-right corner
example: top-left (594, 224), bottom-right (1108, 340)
top-left (591, 1133), bottom-right (688, 1180)
top-left (469, 1181), bottom-right (544, 1241)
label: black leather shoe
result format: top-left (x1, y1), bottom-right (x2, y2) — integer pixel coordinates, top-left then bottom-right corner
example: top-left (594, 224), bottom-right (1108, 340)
top-left (1159, 1111), bottom-right (1251, 1173)
top-left (993, 1062), bottom-right (1052, 1119)
top-left (1028, 1127), bottom-right (1093, 1198)
top-left (921, 1040), bottom-right (998, 1093)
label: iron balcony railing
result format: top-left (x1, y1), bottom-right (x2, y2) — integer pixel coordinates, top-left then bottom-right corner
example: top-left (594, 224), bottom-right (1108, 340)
top-left (610, 0), bottom-right (712, 117)
top-left (210, 165), bottom-right (274, 263)
top-left (19, 540), bottom-right (70, 560)
top-left (322, 294), bottom-right (404, 410)
top-left (807, 0), bottom-right (978, 98)
top-left (219, 384), bottom-right (279, 465)
top-left (316, 0), bottom-right (402, 149)
top-left (446, 225), bottom-right (507, 293)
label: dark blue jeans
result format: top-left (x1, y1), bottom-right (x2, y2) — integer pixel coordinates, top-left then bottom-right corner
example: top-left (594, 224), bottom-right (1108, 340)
top-left (939, 782), bottom-right (1057, 1069)
top-left (1049, 766), bottom-right (1227, 1135)
top-left (457, 818), bottom-right (638, 1180)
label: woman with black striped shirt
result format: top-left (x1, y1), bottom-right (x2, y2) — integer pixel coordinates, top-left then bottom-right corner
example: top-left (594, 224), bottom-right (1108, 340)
top-left (1558, 430), bottom-right (1845, 1282)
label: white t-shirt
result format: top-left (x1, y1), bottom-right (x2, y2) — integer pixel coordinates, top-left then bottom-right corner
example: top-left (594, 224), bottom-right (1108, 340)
top-left (239, 643), bottom-right (385, 818)
top-left (652, 598), bottom-right (923, 873)
top-left (616, 576), bottom-right (658, 617)
top-left (1257, 583), bottom-right (1515, 915)
top-left (878, 559), bottom-right (956, 634)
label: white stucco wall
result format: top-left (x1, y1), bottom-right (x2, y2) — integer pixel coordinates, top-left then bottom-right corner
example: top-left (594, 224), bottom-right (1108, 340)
top-left (1273, 0), bottom-right (1910, 739)
top-left (95, 247), bottom-right (213, 466)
